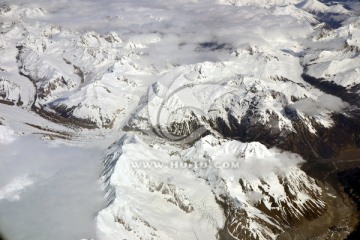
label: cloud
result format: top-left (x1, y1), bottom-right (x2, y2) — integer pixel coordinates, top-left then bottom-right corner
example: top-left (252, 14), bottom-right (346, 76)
top-left (3, 0), bottom-right (312, 69)
top-left (289, 94), bottom-right (349, 115)
top-left (0, 136), bottom-right (106, 240)
top-left (0, 126), bottom-right (15, 144)
top-left (0, 175), bottom-right (34, 201)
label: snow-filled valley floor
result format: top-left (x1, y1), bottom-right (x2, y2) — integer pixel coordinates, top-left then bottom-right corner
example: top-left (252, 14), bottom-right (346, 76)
top-left (1, 0), bottom-right (360, 240)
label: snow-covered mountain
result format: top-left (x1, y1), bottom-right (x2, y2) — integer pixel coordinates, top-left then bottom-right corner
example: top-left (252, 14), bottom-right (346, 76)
top-left (304, 18), bottom-right (360, 89)
top-left (221, 0), bottom-right (349, 14)
top-left (0, 0), bottom-right (359, 240)
top-left (296, 0), bottom-right (349, 14)
top-left (98, 134), bottom-right (326, 240)
top-left (220, 0), bottom-right (302, 7)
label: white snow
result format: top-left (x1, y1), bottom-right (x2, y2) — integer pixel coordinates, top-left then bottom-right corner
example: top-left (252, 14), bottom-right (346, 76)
top-left (296, 0), bottom-right (349, 14)
top-left (99, 133), bottom-right (325, 239)
top-left (0, 1), bottom-right (358, 240)
top-left (305, 19), bottom-right (360, 88)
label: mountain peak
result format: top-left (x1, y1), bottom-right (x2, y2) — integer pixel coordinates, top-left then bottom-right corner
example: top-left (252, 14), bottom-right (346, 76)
top-left (296, 0), bottom-right (349, 14)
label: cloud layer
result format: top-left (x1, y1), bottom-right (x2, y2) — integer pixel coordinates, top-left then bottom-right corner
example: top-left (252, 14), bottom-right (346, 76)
top-left (0, 136), bottom-right (106, 240)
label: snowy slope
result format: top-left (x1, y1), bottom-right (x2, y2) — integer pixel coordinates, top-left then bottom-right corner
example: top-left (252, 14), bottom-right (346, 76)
top-left (1, 2), bottom-right (325, 132)
top-left (0, 1), bottom-right (359, 240)
top-left (98, 134), bottom-right (325, 240)
top-left (296, 0), bottom-right (349, 14)
top-left (221, 0), bottom-right (349, 15)
top-left (270, 4), bottom-right (319, 24)
top-left (0, 4), bottom-right (158, 128)
top-left (1, 2), bottom-right (349, 143)
top-left (128, 57), bottom-right (346, 149)
top-left (220, 0), bottom-right (302, 7)
top-left (304, 19), bottom-right (360, 89)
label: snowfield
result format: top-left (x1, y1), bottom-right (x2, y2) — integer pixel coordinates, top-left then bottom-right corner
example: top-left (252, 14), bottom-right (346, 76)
top-left (0, 0), bottom-right (359, 240)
